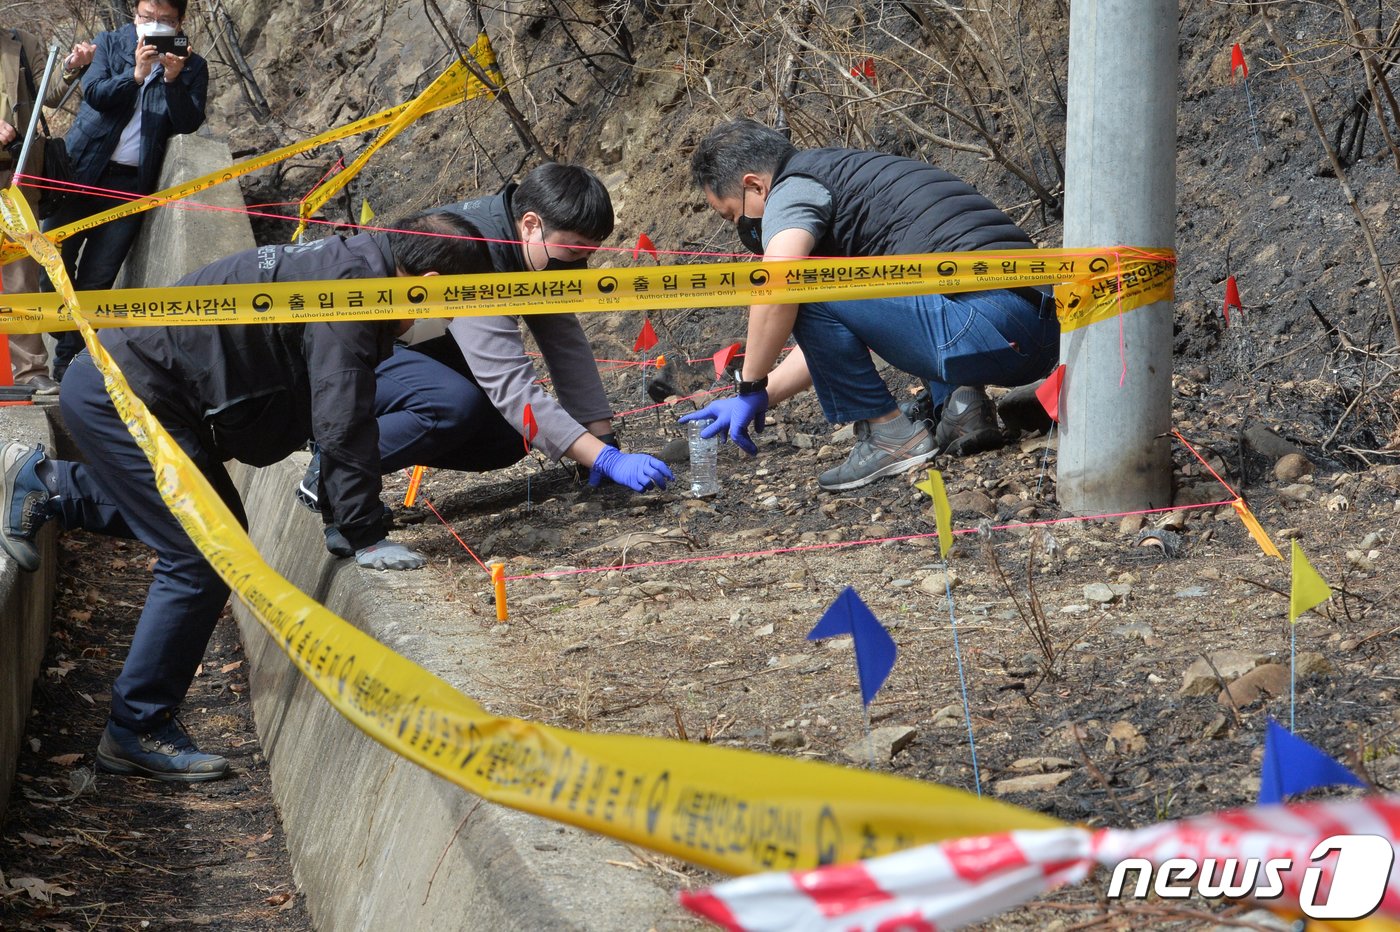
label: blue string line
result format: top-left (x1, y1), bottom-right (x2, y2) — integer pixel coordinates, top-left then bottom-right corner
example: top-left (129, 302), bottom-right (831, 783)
top-left (944, 558), bottom-right (981, 795)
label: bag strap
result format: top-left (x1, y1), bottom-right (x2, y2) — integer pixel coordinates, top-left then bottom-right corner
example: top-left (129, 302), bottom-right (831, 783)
top-left (14, 33), bottom-right (54, 139)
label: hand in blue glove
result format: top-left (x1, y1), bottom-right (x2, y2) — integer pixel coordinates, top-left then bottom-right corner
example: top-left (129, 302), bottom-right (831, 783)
top-left (589, 446), bottom-right (675, 492)
top-left (677, 391), bottom-right (769, 455)
top-left (355, 539), bottom-right (427, 570)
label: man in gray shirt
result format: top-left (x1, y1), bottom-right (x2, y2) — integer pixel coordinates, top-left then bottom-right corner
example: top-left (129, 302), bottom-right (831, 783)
top-left (296, 164), bottom-right (673, 538)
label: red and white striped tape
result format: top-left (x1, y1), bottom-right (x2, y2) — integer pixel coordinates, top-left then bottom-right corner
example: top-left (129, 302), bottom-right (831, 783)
top-left (681, 797), bottom-right (1400, 931)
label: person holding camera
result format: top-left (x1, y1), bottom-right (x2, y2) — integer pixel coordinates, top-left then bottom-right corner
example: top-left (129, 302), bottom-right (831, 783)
top-left (1, 27), bottom-right (93, 393)
top-left (41, 0), bottom-right (207, 383)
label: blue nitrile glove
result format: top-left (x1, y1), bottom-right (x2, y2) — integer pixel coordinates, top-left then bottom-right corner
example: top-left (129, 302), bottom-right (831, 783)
top-left (678, 391), bottom-right (769, 455)
top-left (355, 539), bottom-right (427, 570)
top-left (588, 445), bottom-right (675, 492)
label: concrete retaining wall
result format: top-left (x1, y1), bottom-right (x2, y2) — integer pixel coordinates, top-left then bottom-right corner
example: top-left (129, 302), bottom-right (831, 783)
top-left (231, 459), bottom-right (682, 930)
top-left (0, 407), bottom-right (58, 824)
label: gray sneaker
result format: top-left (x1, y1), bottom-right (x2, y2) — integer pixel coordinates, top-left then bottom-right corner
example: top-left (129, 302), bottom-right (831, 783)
top-left (933, 386), bottom-right (1005, 457)
top-left (818, 416), bottom-right (936, 491)
top-left (1, 441), bottom-right (51, 573)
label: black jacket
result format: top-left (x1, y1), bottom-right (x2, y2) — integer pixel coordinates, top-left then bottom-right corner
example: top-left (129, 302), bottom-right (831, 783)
top-left (774, 149), bottom-right (1034, 257)
top-left (101, 234), bottom-right (400, 549)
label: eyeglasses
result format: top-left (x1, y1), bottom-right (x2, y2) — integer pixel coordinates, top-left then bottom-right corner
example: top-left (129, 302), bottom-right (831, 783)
top-left (135, 10), bottom-right (180, 28)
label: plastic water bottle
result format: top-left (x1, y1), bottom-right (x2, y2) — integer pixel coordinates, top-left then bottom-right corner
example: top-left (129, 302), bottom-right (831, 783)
top-left (688, 419), bottom-right (721, 498)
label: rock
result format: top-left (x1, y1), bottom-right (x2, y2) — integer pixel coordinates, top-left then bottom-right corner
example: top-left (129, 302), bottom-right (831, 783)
top-left (1245, 425), bottom-right (1306, 460)
top-left (919, 570), bottom-right (959, 595)
top-left (1083, 582), bottom-right (1117, 603)
top-left (752, 623), bottom-right (774, 637)
top-left (1219, 663), bottom-right (1289, 706)
top-left (1119, 514), bottom-right (1145, 535)
top-left (792, 433), bottom-right (814, 449)
top-left (840, 725), bottom-right (918, 763)
top-left (832, 424), bottom-right (855, 443)
top-left (994, 771), bottom-right (1073, 796)
top-left (1278, 483), bottom-right (1313, 504)
top-left (931, 704), bottom-right (963, 728)
top-left (769, 730), bottom-right (807, 750)
top-left (1359, 531), bottom-right (1387, 550)
top-left (1295, 651), bottom-right (1333, 679)
top-left (1113, 621), bottom-right (1153, 641)
top-left (1326, 493), bottom-right (1350, 512)
top-left (659, 437), bottom-right (690, 465)
top-left (890, 578), bottom-right (914, 588)
top-left (1104, 721), bottom-right (1147, 755)
top-left (1203, 713), bottom-right (1230, 738)
top-left (1180, 651), bottom-right (1272, 697)
top-left (1274, 453), bottom-right (1313, 482)
top-left (947, 489), bottom-right (995, 516)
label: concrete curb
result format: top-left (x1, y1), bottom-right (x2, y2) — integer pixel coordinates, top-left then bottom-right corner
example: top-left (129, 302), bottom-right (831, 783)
top-left (0, 405), bottom-right (58, 824)
top-left (231, 456), bottom-right (685, 930)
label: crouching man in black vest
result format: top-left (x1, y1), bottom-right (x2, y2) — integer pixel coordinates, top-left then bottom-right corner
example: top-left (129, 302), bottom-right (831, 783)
top-left (0, 210), bottom-right (490, 782)
top-left (680, 118), bottom-right (1059, 491)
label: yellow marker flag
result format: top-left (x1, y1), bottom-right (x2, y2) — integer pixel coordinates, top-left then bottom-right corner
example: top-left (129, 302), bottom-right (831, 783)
top-left (1289, 539), bottom-right (1331, 623)
top-left (915, 469), bottom-right (954, 559)
top-left (360, 198), bottom-right (375, 226)
top-left (1233, 498), bottom-right (1282, 559)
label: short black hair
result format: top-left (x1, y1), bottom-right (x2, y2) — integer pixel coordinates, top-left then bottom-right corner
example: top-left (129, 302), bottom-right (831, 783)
top-left (691, 118), bottom-right (797, 199)
top-left (387, 211), bottom-right (493, 276)
top-left (145, 0), bottom-right (188, 19)
top-left (512, 163), bottom-right (614, 242)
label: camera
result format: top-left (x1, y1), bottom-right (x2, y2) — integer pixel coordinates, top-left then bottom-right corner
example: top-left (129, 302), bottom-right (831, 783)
top-left (144, 34), bottom-right (189, 57)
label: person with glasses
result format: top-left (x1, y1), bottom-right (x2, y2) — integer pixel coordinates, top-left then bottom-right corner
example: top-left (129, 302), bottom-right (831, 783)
top-left (41, 0), bottom-right (208, 382)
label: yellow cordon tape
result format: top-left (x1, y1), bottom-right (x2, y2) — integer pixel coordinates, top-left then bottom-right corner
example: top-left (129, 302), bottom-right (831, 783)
top-left (0, 52), bottom-right (488, 267)
top-left (2, 186), bottom-right (1066, 874)
top-left (291, 34), bottom-right (502, 240)
top-left (0, 247), bottom-right (1175, 335)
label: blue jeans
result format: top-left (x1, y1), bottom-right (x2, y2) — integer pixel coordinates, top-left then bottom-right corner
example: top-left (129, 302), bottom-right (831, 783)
top-left (41, 165), bottom-right (147, 379)
top-left (375, 344), bottom-right (525, 473)
top-left (792, 288), bottom-right (1059, 423)
top-left (50, 353), bottom-right (245, 729)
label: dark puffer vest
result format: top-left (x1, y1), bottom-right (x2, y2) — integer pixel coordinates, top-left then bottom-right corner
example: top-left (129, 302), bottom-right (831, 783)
top-left (774, 149), bottom-right (1034, 257)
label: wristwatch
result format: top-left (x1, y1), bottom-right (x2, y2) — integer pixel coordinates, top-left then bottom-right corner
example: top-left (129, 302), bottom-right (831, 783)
top-left (734, 373), bottom-right (768, 396)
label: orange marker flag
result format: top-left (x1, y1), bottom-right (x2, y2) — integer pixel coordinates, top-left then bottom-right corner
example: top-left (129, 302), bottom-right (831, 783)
top-left (1289, 540), bottom-right (1331, 623)
top-left (1231, 43), bottom-right (1248, 81)
top-left (1232, 498), bottom-right (1282, 560)
top-left (634, 232), bottom-right (657, 261)
top-left (522, 403), bottom-right (538, 454)
top-left (915, 469), bottom-right (954, 560)
top-left (403, 465), bottom-right (426, 507)
top-left (1035, 364), bottom-right (1066, 423)
top-left (633, 318), bottom-right (658, 353)
top-left (1223, 275), bottom-right (1243, 326)
top-left (713, 342), bottom-right (741, 379)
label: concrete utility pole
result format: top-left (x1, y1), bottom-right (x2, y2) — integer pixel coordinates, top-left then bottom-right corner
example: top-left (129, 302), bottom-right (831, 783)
top-left (1058, 0), bottom-right (1177, 514)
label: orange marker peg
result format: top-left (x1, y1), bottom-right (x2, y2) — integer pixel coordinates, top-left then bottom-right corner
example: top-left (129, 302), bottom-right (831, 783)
top-left (404, 465), bottom-right (426, 507)
top-left (492, 562), bottom-right (508, 621)
top-left (655, 353), bottom-right (666, 368)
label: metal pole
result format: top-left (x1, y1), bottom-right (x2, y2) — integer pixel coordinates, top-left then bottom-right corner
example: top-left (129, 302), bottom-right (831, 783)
top-left (1058, 0), bottom-right (1177, 514)
top-left (13, 44), bottom-right (61, 182)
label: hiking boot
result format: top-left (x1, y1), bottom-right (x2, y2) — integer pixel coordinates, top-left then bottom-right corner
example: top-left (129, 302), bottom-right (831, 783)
top-left (95, 718), bottom-right (230, 783)
top-left (898, 385), bottom-right (936, 429)
top-left (818, 415), bottom-right (936, 491)
top-left (996, 380), bottom-right (1054, 437)
top-left (1, 441), bottom-right (52, 573)
top-left (295, 449), bottom-right (321, 512)
top-left (933, 386), bottom-right (1005, 457)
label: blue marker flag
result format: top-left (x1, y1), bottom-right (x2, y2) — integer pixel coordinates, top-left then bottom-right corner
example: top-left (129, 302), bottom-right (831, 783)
top-left (807, 587), bottom-right (897, 706)
top-left (1259, 717), bottom-right (1365, 805)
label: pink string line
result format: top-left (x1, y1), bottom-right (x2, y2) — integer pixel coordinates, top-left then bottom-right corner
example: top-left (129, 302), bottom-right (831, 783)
top-left (501, 499), bottom-right (1237, 581)
top-left (1173, 428), bottom-right (1241, 499)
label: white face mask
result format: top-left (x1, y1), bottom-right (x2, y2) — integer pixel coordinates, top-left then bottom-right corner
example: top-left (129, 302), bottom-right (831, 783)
top-left (136, 21), bottom-right (176, 40)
